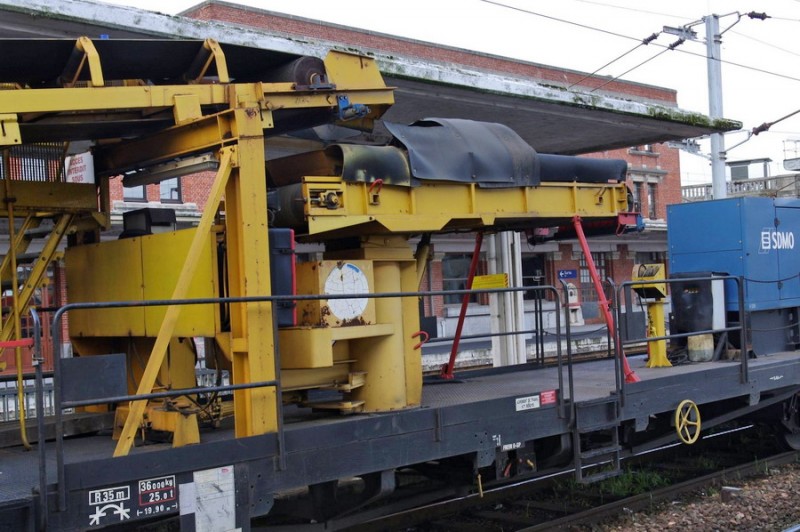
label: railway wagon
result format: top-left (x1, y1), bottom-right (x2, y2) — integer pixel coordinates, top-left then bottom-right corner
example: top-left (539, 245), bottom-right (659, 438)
top-left (0, 37), bottom-right (795, 531)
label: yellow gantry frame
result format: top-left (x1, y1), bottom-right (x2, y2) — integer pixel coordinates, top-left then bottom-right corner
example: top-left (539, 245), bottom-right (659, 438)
top-left (295, 177), bottom-right (631, 237)
top-left (0, 36), bottom-right (638, 456)
top-left (0, 37), bottom-right (395, 456)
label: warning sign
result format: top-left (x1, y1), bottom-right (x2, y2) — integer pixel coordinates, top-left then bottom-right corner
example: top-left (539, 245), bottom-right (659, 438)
top-left (472, 274), bottom-right (509, 289)
top-left (540, 390), bottom-right (558, 405)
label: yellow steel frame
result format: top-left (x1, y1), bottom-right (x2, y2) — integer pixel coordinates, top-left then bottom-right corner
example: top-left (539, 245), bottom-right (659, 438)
top-left (0, 213), bottom-right (74, 343)
top-left (0, 36), bottom-right (639, 455)
top-left (62, 37), bottom-right (105, 88)
top-left (0, 36), bottom-right (396, 455)
top-left (296, 177), bottom-right (630, 236)
top-left (0, 215), bottom-right (40, 283)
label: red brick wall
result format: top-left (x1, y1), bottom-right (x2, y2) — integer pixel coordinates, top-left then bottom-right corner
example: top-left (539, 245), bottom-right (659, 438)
top-left (581, 143), bottom-right (680, 220)
top-left (420, 260), bottom-right (444, 318)
top-left (107, 172), bottom-right (215, 208)
top-left (650, 145), bottom-right (682, 217)
top-left (181, 171), bottom-right (215, 209)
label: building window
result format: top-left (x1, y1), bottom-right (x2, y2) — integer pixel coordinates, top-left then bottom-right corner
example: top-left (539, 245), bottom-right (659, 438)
top-left (647, 183), bottom-right (657, 219)
top-left (0, 144), bottom-right (63, 182)
top-left (635, 251), bottom-right (666, 265)
top-left (123, 184), bottom-right (146, 202)
top-left (442, 253), bottom-right (483, 305)
top-left (521, 254), bottom-right (547, 300)
top-left (160, 177), bottom-right (181, 203)
top-left (579, 252), bottom-right (609, 302)
top-left (631, 182), bottom-right (642, 212)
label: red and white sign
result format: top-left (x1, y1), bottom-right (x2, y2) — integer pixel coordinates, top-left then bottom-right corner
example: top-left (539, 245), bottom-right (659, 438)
top-left (539, 390), bottom-right (557, 405)
top-left (65, 151), bottom-right (95, 184)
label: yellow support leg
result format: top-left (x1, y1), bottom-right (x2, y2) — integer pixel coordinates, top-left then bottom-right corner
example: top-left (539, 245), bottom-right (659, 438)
top-left (645, 300), bottom-right (671, 368)
top-left (338, 236), bottom-right (422, 410)
top-left (226, 107), bottom-right (276, 437)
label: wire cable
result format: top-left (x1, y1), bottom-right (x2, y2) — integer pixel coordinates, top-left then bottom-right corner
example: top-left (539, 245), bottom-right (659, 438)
top-left (731, 30), bottom-right (800, 58)
top-left (570, 0), bottom-right (694, 21)
top-left (568, 33), bottom-right (660, 90)
top-left (480, 0), bottom-right (800, 85)
top-left (589, 39), bottom-right (684, 93)
top-left (479, 0), bottom-right (642, 43)
top-left (749, 322), bottom-right (800, 333)
top-left (744, 273), bottom-right (800, 284)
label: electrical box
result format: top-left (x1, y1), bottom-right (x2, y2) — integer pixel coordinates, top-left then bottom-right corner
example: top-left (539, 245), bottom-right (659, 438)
top-left (269, 228), bottom-right (296, 327)
top-left (295, 260), bottom-right (375, 327)
top-left (669, 272), bottom-right (725, 336)
top-left (668, 197), bottom-right (800, 312)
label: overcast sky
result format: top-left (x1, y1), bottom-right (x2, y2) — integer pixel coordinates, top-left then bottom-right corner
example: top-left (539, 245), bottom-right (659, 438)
top-left (99, 0), bottom-right (800, 185)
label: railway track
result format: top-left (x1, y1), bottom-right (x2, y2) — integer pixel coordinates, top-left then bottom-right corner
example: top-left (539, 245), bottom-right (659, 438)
top-left (518, 450), bottom-right (800, 531)
top-left (328, 426), bottom-right (795, 532)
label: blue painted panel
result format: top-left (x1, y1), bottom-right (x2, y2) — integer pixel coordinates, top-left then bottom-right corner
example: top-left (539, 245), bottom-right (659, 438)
top-left (668, 197), bottom-right (785, 311)
top-left (740, 197), bottom-right (781, 308)
top-left (668, 199), bottom-right (744, 256)
top-left (776, 205), bottom-right (800, 301)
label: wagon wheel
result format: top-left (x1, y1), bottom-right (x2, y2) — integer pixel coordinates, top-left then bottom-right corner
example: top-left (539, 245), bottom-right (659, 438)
top-left (675, 399), bottom-right (701, 444)
top-left (781, 394), bottom-right (800, 450)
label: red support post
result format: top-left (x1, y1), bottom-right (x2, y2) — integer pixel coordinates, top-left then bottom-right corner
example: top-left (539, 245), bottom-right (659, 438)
top-left (572, 216), bottom-right (640, 383)
top-left (440, 232), bottom-right (484, 379)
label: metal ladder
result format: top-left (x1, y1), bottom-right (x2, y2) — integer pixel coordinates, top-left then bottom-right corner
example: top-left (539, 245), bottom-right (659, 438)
top-left (572, 394), bottom-right (622, 483)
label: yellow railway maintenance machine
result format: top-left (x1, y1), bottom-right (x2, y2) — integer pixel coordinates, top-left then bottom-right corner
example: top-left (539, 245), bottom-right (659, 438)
top-left (0, 38), bottom-right (641, 530)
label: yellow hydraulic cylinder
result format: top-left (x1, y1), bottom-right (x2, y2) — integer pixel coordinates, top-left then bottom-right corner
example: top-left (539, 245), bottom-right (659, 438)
top-left (632, 264), bottom-right (671, 368)
top-left (351, 261), bottom-right (408, 411)
top-left (645, 300), bottom-right (671, 368)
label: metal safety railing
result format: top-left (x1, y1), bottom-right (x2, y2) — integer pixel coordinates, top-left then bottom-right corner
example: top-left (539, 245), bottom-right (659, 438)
top-left (32, 283), bottom-right (576, 525)
top-left (557, 278), bottom-right (620, 423)
top-left (613, 274), bottom-right (748, 402)
top-left (27, 275), bottom-right (747, 525)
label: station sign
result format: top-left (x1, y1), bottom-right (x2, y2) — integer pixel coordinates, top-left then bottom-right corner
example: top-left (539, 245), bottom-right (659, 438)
top-left (558, 269), bottom-right (577, 279)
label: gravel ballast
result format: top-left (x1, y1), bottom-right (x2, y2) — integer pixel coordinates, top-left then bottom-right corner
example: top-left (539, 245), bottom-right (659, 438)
top-left (587, 463), bottom-right (800, 531)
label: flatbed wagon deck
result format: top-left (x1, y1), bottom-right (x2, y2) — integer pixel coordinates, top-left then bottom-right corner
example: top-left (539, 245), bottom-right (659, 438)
top-left (2, 350), bottom-right (797, 529)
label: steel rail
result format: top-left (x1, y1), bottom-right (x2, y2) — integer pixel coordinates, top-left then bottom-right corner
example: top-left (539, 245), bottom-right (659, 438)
top-left (519, 450), bottom-right (800, 531)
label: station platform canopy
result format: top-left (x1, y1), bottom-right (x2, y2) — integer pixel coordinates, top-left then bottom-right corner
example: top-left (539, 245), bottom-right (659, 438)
top-left (0, 0), bottom-right (739, 155)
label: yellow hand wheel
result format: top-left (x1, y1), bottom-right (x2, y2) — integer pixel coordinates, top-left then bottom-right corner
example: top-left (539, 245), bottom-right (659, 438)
top-left (675, 399), bottom-right (701, 444)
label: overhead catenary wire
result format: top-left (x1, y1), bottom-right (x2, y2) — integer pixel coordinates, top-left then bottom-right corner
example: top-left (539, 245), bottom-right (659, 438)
top-left (479, 0), bottom-right (644, 43)
top-left (571, 0), bottom-right (694, 20)
top-left (588, 38), bottom-right (685, 93)
top-left (731, 30), bottom-right (800, 58)
top-left (479, 0), bottom-right (800, 85)
top-left (568, 32), bottom-right (660, 90)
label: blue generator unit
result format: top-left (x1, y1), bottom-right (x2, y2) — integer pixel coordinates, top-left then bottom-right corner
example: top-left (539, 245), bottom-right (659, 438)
top-left (668, 197), bottom-right (800, 356)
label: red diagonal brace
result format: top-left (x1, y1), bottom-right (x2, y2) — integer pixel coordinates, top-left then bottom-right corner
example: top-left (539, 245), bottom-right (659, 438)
top-left (440, 232), bottom-right (484, 379)
top-left (573, 216), bottom-right (639, 383)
